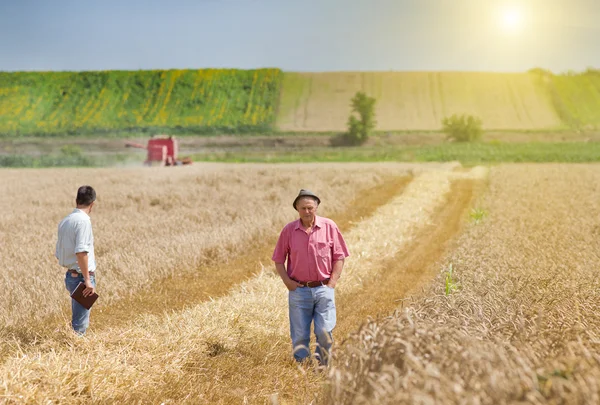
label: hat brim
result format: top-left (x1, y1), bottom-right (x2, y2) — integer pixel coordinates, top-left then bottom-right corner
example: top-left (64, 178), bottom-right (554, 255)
top-left (293, 195), bottom-right (321, 210)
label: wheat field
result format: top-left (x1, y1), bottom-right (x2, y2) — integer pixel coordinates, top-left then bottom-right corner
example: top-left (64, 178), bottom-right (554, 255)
top-left (2, 163), bottom-right (454, 330)
top-left (5, 163), bottom-right (598, 404)
top-left (329, 164), bottom-right (600, 404)
top-left (0, 162), bottom-right (478, 403)
top-left (276, 72), bottom-right (561, 131)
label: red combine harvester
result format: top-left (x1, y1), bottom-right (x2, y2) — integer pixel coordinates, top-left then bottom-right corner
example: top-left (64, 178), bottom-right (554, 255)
top-left (125, 135), bottom-right (192, 166)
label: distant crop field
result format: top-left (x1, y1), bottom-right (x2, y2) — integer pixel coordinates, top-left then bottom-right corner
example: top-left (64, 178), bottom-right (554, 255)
top-left (548, 72), bottom-right (600, 129)
top-left (0, 68), bottom-right (282, 136)
top-left (2, 69), bottom-right (600, 137)
top-left (276, 71), bottom-right (562, 131)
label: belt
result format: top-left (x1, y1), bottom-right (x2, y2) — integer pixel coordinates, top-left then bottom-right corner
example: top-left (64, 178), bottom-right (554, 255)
top-left (297, 279), bottom-right (330, 288)
top-left (68, 269), bottom-right (95, 276)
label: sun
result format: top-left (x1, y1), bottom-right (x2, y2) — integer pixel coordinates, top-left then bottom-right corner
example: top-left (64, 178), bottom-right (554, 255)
top-left (498, 6), bottom-right (525, 34)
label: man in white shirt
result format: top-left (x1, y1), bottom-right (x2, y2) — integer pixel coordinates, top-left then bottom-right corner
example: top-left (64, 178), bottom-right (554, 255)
top-left (56, 185), bottom-right (97, 335)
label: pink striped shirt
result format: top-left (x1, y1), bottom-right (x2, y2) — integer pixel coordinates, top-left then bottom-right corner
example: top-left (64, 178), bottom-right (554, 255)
top-left (272, 216), bottom-right (349, 282)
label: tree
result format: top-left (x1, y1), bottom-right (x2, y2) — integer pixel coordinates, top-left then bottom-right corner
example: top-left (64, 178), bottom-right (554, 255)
top-left (442, 114), bottom-right (483, 142)
top-left (332, 92), bottom-right (377, 146)
top-left (349, 91), bottom-right (377, 144)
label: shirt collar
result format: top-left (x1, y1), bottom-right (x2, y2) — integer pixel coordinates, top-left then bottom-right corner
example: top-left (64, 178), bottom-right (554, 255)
top-left (294, 215), bottom-right (322, 230)
top-left (73, 208), bottom-right (90, 218)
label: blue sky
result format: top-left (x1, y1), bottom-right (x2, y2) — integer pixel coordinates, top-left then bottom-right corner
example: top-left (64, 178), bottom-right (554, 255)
top-left (0, 0), bottom-right (598, 72)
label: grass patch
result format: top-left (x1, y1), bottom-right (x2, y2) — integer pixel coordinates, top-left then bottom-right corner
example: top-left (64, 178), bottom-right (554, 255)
top-left (469, 207), bottom-right (487, 224)
top-left (443, 263), bottom-right (460, 296)
top-left (192, 142), bottom-right (600, 164)
top-left (0, 153), bottom-right (131, 168)
top-left (5, 140), bottom-right (600, 167)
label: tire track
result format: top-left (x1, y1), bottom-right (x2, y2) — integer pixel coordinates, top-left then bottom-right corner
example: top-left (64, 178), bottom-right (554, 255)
top-left (0, 172), bottom-right (483, 403)
top-left (334, 178), bottom-right (480, 340)
top-left (106, 177), bottom-right (482, 404)
top-left (302, 76), bottom-right (313, 129)
top-left (0, 176), bottom-right (414, 351)
top-left (94, 175), bottom-right (413, 330)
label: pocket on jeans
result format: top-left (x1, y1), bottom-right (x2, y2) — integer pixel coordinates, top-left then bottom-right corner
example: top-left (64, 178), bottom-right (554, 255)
top-left (65, 276), bottom-right (79, 292)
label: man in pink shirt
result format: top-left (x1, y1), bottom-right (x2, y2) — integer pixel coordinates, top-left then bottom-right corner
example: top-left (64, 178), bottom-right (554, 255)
top-left (272, 189), bottom-right (349, 366)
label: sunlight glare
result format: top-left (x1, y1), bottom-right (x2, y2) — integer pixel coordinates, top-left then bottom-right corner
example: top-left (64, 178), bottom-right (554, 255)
top-left (499, 6), bottom-right (525, 34)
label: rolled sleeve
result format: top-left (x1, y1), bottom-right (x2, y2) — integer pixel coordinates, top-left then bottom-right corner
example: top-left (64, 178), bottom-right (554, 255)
top-left (74, 220), bottom-right (93, 254)
top-left (272, 227), bottom-right (290, 264)
top-left (332, 226), bottom-right (350, 262)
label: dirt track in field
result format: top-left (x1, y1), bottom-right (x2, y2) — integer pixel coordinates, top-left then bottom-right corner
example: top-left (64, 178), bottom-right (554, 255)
top-left (91, 175), bottom-right (414, 330)
top-left (0, 168), bottom-right (484, 404)
top-left (119, 177), bottom-right (482, 404)
top-left (0, 175), bottom-right (414, 354)
top-left (334, 179), bottom-right (479, 340)
top-left (328, 164), bottom-right (600, 405)
top-left (215, 178), bottom-right (479, 404)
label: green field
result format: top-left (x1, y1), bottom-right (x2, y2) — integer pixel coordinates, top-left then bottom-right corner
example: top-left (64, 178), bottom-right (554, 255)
top-left (189, 141), bottom-right (600, 165)
top-left (0, 69), bottom-right (282, 137)
top-left (0, 68), bottom-right (599, 137)
top-left (3, 141), bottom-right (600, 168)
top-left (547, 71), bottom-right (600, 129)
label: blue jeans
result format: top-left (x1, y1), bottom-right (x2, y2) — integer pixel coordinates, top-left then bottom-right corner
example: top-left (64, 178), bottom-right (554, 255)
top-left (288, 285), bottom-right (336, 365)
top-left (65, 271), bottom-right (96, 335)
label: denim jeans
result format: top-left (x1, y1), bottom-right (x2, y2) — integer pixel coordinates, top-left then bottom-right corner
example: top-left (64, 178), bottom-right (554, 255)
top-left (288, 285), bottom-right (336, 365)
top-left (65, 271), bottom-right (96, 335)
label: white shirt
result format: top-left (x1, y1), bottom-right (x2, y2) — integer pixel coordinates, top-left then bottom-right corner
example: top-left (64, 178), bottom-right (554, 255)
top-left (55, 208), bottom-right (96, 273)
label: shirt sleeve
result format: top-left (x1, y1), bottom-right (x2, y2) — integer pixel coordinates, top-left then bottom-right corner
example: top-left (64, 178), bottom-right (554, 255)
top-left (272, 226), bottom-right (290, 264)
top-left (74, 220), bottom-right (93, 254)
top-left (332, 225), bottom-right (350, 261)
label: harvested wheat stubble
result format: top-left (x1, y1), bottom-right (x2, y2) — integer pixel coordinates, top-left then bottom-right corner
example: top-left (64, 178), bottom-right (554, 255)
top-left (0, 164), bottom-right (474, 404)
top-left (0, 162), bottom-right (454, 331)
top-left (328, 164), bottom-right (600, 405)
top-left (87, 173), bottom-right (413, 332)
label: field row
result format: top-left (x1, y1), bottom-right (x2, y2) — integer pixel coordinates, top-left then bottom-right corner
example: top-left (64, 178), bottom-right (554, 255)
top-left (0, 164), bottom-right (482, 403)
top-left (0, 163), bottom-right (457, 330)
top-left (1, 70), bottom-right (600, 136)
top-left (277, 70), bottom-right (600, 132)
top-left (277, 71), bottom-right (561, 131)
top-left (0, 69), bottom-right (282, 136)
top-left (330, 164), bottom-right (600, 404)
